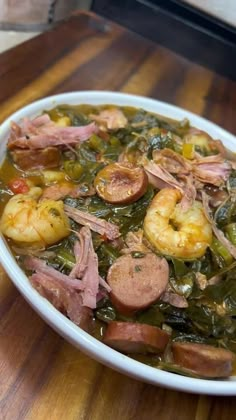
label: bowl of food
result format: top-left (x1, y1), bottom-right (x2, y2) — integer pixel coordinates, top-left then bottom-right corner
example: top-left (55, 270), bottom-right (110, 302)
top-left (1, 91), bottom-right (236, 395)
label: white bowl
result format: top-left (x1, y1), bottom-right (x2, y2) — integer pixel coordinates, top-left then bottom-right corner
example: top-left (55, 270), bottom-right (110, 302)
top-left (1, 91), bottom-right (236, 395)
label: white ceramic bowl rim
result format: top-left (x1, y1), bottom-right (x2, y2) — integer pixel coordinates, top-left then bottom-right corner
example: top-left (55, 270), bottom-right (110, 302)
top-left (1, 91), bottom-right (236, 396)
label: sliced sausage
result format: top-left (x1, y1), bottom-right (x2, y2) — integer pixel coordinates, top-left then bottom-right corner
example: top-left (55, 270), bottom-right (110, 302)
top-left (103, 321), bottom-right (170, 354)
top-left (107, 253), bottom-right (169, 315)
top-left (94, 162), bottom-right (148, 204)
top-left (172, 342), bottom-right (234, 378)
top-left (10, 147), bottom-right (61, 170)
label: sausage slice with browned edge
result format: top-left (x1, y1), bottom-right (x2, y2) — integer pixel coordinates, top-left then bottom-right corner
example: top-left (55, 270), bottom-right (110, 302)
top-left (172, 342), bottom-right (234, 378)
top-left (107, 253), bottom-right (169, 315)
top-left (103, 321), bottom-right (170, 354)
top-left (94, 162), bottom-right (148, 204)
top-left (10, 147), bottom-right (61, 170)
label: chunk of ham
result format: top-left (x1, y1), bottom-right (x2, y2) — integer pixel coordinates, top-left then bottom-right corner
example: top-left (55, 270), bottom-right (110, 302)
top-left (30, 272), bottom-right (92, 331)
top-left (70, 227), bottom-right (100, 308)
top-left (25, 226), bottom-right (110, 318)
top-left (202, 192), bottom-right (236, 259)
top-left (89, 108), bottom-right (128, 130)
top-left (25, 256), bottom-right (84, 290)
top-left (70, 230), bottom-right (90, 279)
top-left (70, 227), bottom-right (111, 308)
top-left (144, 160), bottom-right (184, 192)
top-left (41, 183), bottom-right (95, 200)
top-left (10, 147), bottom-right (61, 170)
top-left (193, 155), bottom-right (231, 187)
top-left (144, 161), bottom-right (196, 210)
top-left (152, 148), bottom-right (191, 174)
top-left (8, 114), bottom-right (98, 149)
top-left (178, 174), bottom-right (197, 211)
top-left (64, 205), bottom-right (120, 240)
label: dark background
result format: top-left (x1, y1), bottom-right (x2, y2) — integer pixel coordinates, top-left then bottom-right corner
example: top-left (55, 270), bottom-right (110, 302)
top-left (92, 0), bottom-right (236, 80)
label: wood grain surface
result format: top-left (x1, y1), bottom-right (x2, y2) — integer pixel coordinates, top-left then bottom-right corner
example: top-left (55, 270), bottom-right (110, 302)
top-left (1, 11), bottom-right (236, 420)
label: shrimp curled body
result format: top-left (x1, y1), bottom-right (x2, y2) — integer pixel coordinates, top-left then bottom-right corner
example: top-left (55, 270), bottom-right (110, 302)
top-left (144, 188), bottom-right (212, 259)
top-left (0, 187), bottom-right (70, 246)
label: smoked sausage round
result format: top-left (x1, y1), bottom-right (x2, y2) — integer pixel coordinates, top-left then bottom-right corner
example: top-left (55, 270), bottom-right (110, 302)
top-left (103, 321), bottom-right (170, 354)
top-left (94, 163), bottom-right (148, 204)
top-left (107, 253), bottom-right (169, 315)
top-left (172, 342), bottom-right (234, 378)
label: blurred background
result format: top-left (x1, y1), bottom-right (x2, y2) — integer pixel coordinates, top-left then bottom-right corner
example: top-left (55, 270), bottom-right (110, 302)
top-left (0, 0), bottom-right (92, 53)
top-left (184, 0), bottom-right (236, 27)
top-left (0, 0), bottom-right (236, 62)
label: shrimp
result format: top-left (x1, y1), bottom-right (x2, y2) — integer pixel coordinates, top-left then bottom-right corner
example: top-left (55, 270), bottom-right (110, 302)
top-left (143, 188), bottom-right (212, 259)
top-left (0, 187), bottom-right (70, 246)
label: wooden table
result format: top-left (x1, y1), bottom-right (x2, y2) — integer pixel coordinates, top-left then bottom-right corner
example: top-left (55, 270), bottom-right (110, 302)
top-left (1, 10), bottom-right (236, 420)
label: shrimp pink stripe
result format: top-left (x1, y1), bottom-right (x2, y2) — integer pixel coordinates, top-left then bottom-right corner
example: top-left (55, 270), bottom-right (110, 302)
top-left (64, 205), bottom-right (120, 240)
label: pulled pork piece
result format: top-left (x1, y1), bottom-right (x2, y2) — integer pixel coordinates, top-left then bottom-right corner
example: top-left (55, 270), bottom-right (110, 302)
top-left (152, 148), bottom-right (191, 174)
top-left (121, 229), bottom-right (150, 254)
top-left (70, 231), bottom-right (90, 279)
top-left (30, 272), bottom-right (92, 331)
top-left (10, 146), bottom-right (61, 170)
top-left (41, 183), bottom-right (95, 201)
top-left (64, 205), bottom-right (120, 240)
top-left (89, 108), bottom-right (128, 130)
top-left (178, 174), bottom-right (196, 211)
top-left (144, 161), bottom-right (196, 210)
top-left (161, 291), bottom-right (188, 308)
top-left (144, 160), bottom-right (184, 192)
top-left (193, 155), bottom-right (231, 187)
top-left (8, 114), bottom-right (98, 149)
top-left (25, 256), bottom-right (83, 290)
top-left (70, 227), bottom-right (99, 308)
top-left (202, 192), bottom-right (236, 259)
top-left (70, 227), bottom-right (110, 308)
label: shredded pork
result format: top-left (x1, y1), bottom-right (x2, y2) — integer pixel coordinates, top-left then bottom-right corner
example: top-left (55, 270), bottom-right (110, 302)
top-left (8, 114), bottom-right (98, 149)
top-left (70, 227), bottom-right (101, 308)
top-left (89, 108), bottom-right (128, 130)
top-left (152, 148), bottom-right (191, 174)
top-left (30, 272), bottom-right (92, 331)
top-left (202, 192), bottom-right (236, 259)
top-left (193, 155), bottom-right (231, 187)
top-left (64, 205), bottom-right (120, 240)
top-left (41, 183), bottom-right (95, 201)
top-left (25, 226), bottom-right (111, 328)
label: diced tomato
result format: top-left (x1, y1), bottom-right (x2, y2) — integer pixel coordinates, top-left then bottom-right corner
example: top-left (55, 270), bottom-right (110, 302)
top-left (8, 178), bottom-right (29, 194)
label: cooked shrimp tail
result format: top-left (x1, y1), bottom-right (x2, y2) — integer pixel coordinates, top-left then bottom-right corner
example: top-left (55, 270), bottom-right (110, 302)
top-left (144, 188), bottom-right (212, 259)
top-left (0, 187), bottom-right (70, 246)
